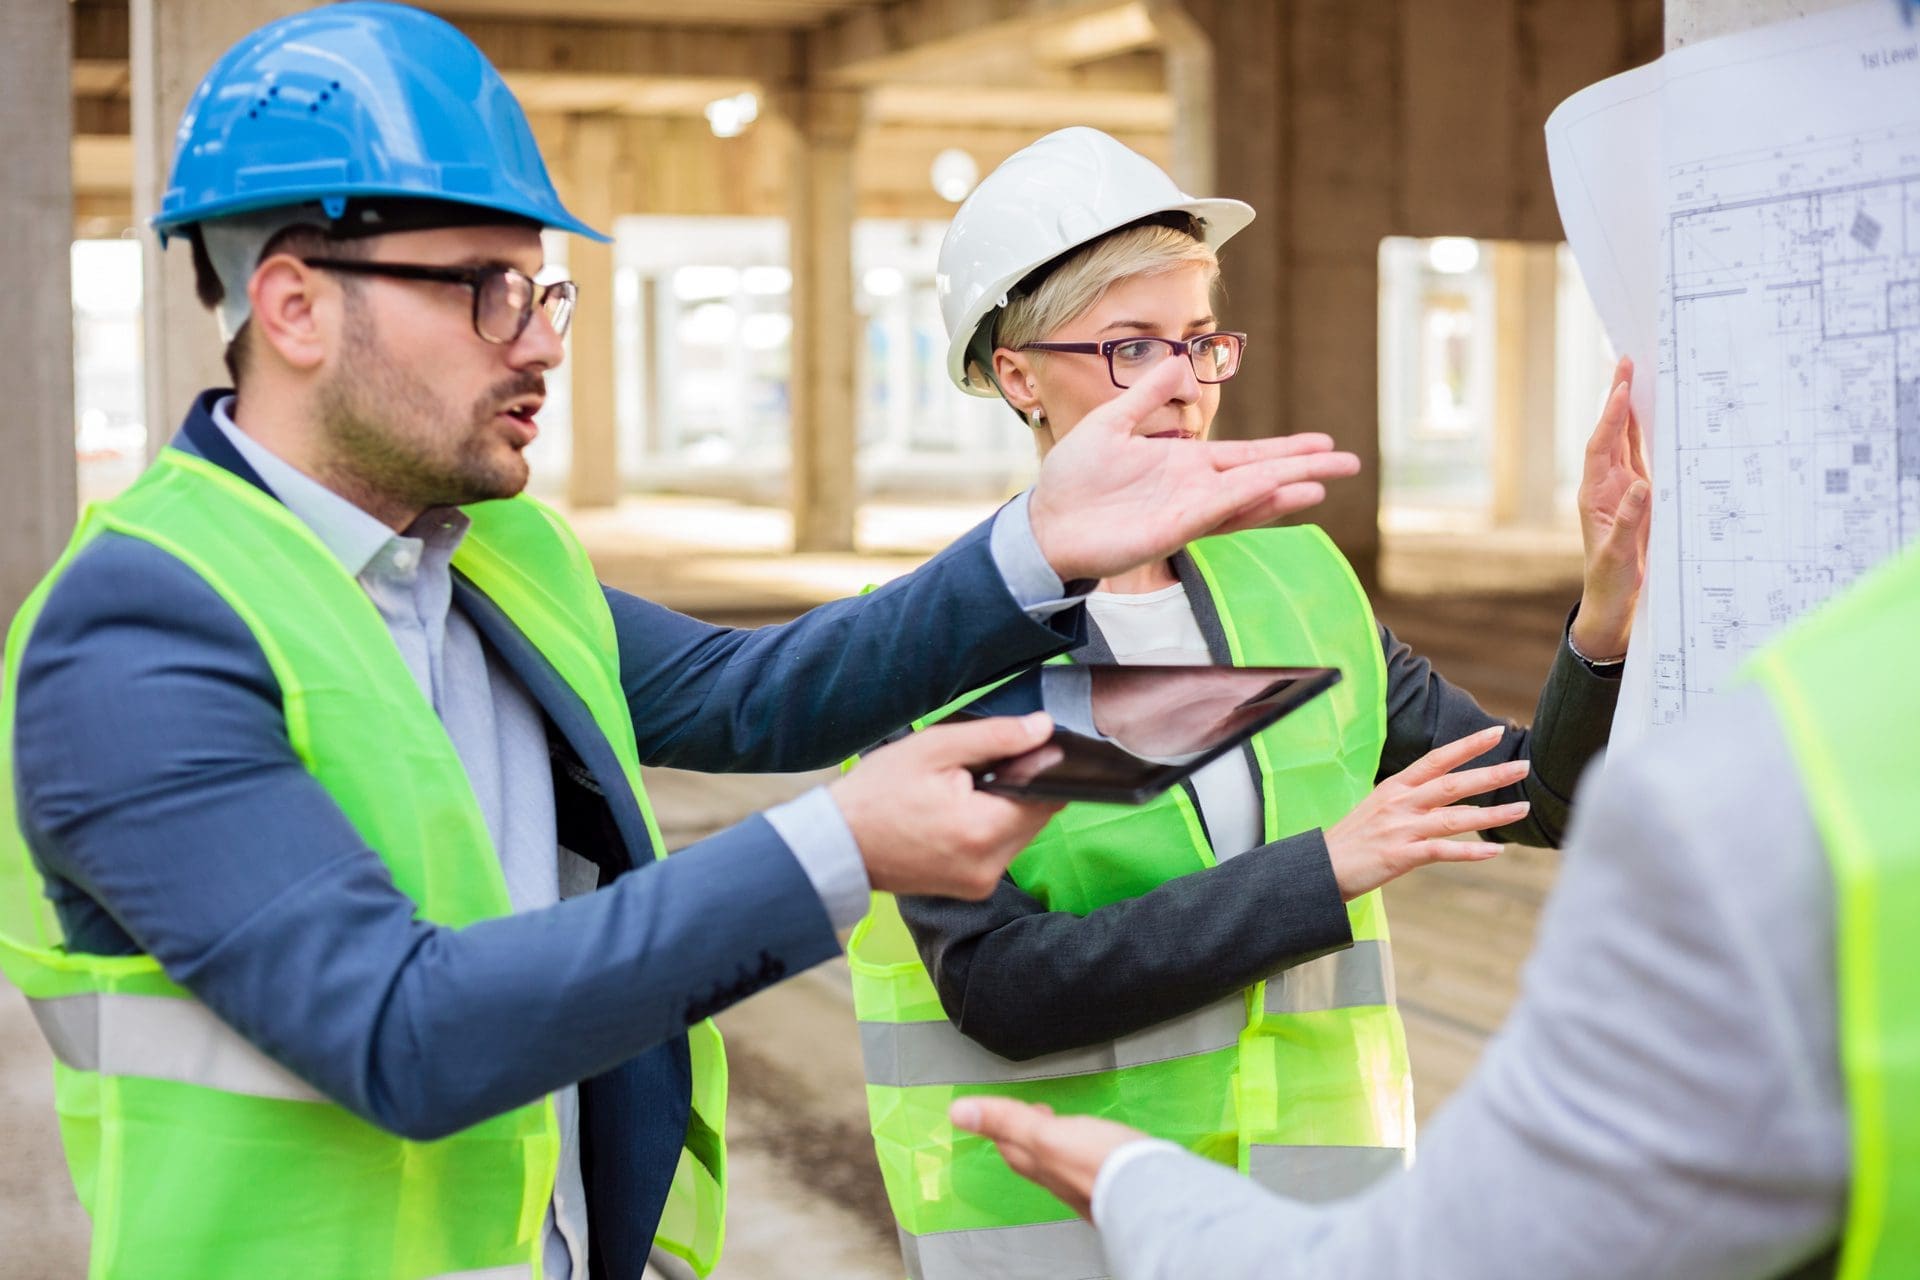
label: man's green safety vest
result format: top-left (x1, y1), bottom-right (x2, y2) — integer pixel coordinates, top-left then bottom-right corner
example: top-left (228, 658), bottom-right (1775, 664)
top-left (1748, 543), bottom-right (1920, 1279)
top-left (0, 448), bottom-right (729, 1279)
top-left (849, 526), bottom-right (1411, 1280)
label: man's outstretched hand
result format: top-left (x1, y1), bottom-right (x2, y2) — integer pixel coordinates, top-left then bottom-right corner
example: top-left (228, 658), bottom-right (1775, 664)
top-left (1027, 359), bottom-right (1361, 583)
top-left (948, 1096), bottom-right (1147, 1219)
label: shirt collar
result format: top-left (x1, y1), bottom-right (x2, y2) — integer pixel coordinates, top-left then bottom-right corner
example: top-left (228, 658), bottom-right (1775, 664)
top-left (208, 396), bottom-right (467, 577)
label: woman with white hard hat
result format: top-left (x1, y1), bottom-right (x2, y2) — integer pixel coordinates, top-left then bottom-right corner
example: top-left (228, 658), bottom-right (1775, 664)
top-left (848, 127), bottom-right (1649, 1279)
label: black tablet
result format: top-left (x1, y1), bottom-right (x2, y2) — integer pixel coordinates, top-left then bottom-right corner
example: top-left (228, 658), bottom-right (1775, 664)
top-left (951, 664), bottom-right (1342, 805)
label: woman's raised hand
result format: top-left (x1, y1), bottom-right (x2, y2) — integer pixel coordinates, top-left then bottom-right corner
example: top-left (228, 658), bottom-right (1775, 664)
top-left (1572, 356), bottom-right (1652, 660)
top-left (1322, 725), bottom-right (1529, 900)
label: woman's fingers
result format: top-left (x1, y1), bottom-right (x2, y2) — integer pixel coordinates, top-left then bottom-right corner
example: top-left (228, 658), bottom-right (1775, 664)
top-left (1626, 392), bottom-right (1651, 481)
top-left (1585, 379), bottom-right (1631, 468)
top-left (1406, 755), bottom-right (1530, 807)
top-left (1593, 480), bottom-right (1652, 574)
top-left (1416, 839), bottom-right (1504, 863)
top-left (1422, 801), bottom-right (1531, 838)
top-left (1393, 724), bottom-right (1508, 789)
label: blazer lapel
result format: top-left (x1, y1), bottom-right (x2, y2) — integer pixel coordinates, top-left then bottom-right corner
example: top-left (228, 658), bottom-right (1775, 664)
top-left (451, 572), bottom-right (655, 873)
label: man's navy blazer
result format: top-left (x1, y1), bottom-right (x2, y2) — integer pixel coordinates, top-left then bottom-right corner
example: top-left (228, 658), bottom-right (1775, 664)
top-left (9, 392), bottom-right (1080, 1278)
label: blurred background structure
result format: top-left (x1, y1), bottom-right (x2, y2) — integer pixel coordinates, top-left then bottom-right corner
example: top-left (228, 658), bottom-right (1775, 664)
top-left (0, 0), bottom-right (1833, 1276)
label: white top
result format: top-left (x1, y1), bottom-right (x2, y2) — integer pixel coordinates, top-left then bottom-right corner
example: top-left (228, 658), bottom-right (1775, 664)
top-left (1085, 584), bottom-right (1264, 861)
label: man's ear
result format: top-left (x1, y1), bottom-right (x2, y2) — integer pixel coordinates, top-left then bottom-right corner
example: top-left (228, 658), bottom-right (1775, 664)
top-left (246, 254), bottom-right (330, 373)
top-left (993, 348), bottom-right (1042, 415)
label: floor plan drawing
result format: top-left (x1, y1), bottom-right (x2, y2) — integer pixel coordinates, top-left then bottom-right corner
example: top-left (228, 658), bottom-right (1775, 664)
top-left (1548, 2), bottom-right (1920, 739)
top-left (1654, 139), bottom-right (1920, 724)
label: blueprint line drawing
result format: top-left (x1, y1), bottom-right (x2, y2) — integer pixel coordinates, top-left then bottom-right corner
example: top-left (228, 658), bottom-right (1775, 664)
top-left (1658, 144), bottom-right (1920, 724)
top-left (1548, 1), bottom-right (1920, 741)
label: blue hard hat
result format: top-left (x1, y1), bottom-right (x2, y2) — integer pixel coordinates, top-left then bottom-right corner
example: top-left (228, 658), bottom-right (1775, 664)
top-left (154, 1), bottom-right (606, 243)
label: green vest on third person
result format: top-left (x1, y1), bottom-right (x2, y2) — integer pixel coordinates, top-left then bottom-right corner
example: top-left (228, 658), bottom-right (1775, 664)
top-left (0, 447), bottom-right (728, 1279)
top-left (1748, 543), bottom-right (1920, 1279)
top-left (849, 525), bottom-right (1413, 1280)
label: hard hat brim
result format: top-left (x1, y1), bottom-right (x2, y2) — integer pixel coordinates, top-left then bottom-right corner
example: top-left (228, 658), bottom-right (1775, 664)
top-left (153, 188), bottom-right (610, 246)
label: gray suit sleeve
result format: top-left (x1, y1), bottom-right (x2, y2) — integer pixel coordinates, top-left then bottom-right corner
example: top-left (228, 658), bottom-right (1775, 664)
top-left (1377, 611), bottom-right (1620, 847)
top-left (1096, 688), bottom-right (1848, 1280)
top-left (897, 830), bottom-right (1351, 1060)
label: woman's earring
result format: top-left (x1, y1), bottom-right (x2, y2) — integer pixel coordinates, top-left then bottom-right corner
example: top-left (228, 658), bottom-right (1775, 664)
top-left (1028, 407), bottom-right (1047, 429)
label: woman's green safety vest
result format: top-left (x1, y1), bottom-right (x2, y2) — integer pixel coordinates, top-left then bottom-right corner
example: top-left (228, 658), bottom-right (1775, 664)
top-left (1748, 544), bottom-right (1920, 1280)
top-left (0, 448), bottom-right (728, 1279)
top-left (849, 526), bottom-right (1410, 1280)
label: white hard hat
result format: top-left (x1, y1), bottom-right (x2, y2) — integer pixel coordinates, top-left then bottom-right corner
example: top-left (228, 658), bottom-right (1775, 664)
top-left (936, 126), bottom-right (1255, 396)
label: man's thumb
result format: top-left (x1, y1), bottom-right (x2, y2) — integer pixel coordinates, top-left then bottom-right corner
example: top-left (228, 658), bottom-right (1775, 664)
top-left (918, 712), bottom-right (1054, 768)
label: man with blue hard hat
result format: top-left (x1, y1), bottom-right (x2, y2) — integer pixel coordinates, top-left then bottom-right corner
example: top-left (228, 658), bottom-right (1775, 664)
top-left (0, 4), bottom-right (1359, 1278)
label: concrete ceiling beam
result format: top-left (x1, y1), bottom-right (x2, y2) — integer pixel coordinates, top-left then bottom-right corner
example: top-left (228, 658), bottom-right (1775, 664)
top-left (809, 0), bottom-right (1158, 87)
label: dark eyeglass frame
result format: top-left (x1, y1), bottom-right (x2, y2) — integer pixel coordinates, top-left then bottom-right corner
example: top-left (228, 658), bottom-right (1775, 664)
top-left (300, 258), bottom-right (578, 344)
top-left (1018, 331), bottom-right (1249, 389)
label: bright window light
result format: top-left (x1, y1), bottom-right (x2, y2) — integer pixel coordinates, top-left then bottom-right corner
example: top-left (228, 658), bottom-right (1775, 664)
top-left (742, 266), bottom-right (792, 295)
top-left (704, 92), bottom-right (759, 139)
top-left (862, 267), bottom-right (905, 298)
top-left (1426, 237), bottom-right (1481, 275)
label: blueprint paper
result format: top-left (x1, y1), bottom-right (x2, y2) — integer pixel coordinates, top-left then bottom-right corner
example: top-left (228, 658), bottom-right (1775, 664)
top-left (1549, 0), bottom-right (1920, 744)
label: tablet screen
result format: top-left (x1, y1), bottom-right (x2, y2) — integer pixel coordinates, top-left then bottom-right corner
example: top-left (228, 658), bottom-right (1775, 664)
top-left (954, 664), bottom-right (1342, 805)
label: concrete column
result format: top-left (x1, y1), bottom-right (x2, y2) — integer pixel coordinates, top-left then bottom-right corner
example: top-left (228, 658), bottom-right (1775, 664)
top-left (782, 88), bottom-right (862, 554)
top-left (132, 0), bottom-right (313, 453)
top-left (1174, 0), bottom-right (1392, 585)
top-left (1667, 0), bottom-right (1850, 47)
top-left (1148, 1), bottom-right (1215, 196)
top-left (1173, 0), bottom-right (1284, 462)
top-left (563, 114), bottom-right (623, 509)
top-left (1, 0), bottom-right (78, 619)
top-left (1283, 2), bottom-right (1399, 586)
top-left (1492, 243), bottom-right (1561, 528)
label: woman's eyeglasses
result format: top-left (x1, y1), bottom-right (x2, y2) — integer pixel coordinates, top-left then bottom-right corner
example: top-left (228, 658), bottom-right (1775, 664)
top-left (1018, 332), bottom-right (1247, 389)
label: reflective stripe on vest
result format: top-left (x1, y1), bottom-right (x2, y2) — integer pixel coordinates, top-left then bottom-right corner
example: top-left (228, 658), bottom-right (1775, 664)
top-left (1262, 939), bottom-right (1393, 1015)
top-left (1246, 1144), bottom-right (1409, 1203)
top-left (899, 1219), bottom-right (1105, 1280)
top-left (29, 993), bottom-right (327, 1104)
top-left (861, 941), bottom-right (1392, 1091)
top-left (861, 993), bottom-right (1244, 1089)
top-left (432, 1268), bottom-right (535, 1280)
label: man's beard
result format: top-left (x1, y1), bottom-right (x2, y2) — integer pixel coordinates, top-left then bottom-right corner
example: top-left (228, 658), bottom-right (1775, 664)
top-left (313, 307), bottom-right (540, 519)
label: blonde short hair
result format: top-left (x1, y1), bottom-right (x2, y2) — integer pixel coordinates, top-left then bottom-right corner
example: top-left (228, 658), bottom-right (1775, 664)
top-left (992, 221), bottom-right (1221, 362)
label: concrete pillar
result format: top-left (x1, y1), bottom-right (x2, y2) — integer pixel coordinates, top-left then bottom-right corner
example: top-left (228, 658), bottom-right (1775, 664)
top-left (782, 89), bottom-right (862, 553)
top-left (132, 0), bottom-right (313, 453)
top-left (1, 0), bottom-right (78, 619)
top-left (563, 114), bottom-right (623, 509)
top-left (1148, 1), bottom-right (1215, 197)
top-left (1284, 2), bottom-right (1399, 585)
top-left (1492, 243), bottom-right (1561, 528)
top-left (1175, 0), bottom-right (1392, 585)
top-left (1667, 0), bottom-right (1850, 47)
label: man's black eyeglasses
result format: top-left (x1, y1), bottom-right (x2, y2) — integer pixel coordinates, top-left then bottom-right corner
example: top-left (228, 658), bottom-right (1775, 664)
top-left (1018, 331), bottom-right (1248, 389)
top-left (301, 259), bottom-right (577, 344)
